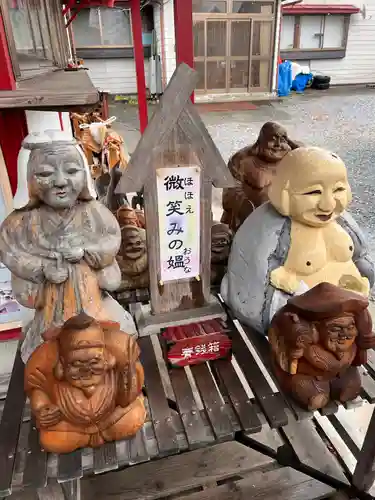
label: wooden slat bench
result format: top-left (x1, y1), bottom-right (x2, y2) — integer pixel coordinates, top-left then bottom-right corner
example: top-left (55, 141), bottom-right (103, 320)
top-left (1, 305), bottom-right (375, 499)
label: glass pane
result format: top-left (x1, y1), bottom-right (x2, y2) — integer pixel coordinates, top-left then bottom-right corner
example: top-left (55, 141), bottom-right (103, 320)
top-left (230, 60), bottom-right (249, 89)
top-left (8, 0), bottom-right (55, 72)
top-left (252, 21), bottom-right (273, 56)
top-left (72, 8), bottom-right (102, 46)
top-left (193, 21), bottom-right (205, 57)
top-left (101, 8), bottom-right (132, 45)
top-left (207, 21), bottom-right (227, 57)
top-left (207, 60), bottom-right (226, 89)
top-left (231, 20), bottom-right (251, 57)
top-left (323, 15), bottom-right (345, 48)
top-left (280, 15), bottom-right (295, 50)
top-left (194, 61), bottom-right (205, 89)
top-left (300, 15), bottom-right (323, 49)
top-left (232, 1), bottom-right (274, 14)
top-left (250, 60), bottom-right (269, 88)
top-left (193, 1), bottom-right (227, 13)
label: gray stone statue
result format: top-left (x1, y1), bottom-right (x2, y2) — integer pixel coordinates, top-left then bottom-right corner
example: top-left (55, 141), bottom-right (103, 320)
top-left (0, 130), bottom-right (136, 362)
top-left (221, 147), bottom-right (374, 334)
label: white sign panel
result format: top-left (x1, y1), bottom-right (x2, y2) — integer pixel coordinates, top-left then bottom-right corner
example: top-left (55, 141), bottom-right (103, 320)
top-left (157, 166), bottom-right (201, 282)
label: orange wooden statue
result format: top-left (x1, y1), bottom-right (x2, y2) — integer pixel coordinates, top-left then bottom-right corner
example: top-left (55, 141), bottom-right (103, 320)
top-left (25, 312), bottom-right (146, 454)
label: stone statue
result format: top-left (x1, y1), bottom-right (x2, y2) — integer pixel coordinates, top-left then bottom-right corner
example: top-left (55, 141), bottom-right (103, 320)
top-left (269, 283), bottom-right (375, 410)
top-left (211, 222), bottom-right (233, 286)
top-left (25, 313), bottom-right (146, 453)
top-left (117, 225), bottom-right (149, 291)
top-left (221, 122), bottom-right (301, 232)
top-left (0, 131), bottom-right (136, 362)
top-left (221, 147), bottom-right (374, 334)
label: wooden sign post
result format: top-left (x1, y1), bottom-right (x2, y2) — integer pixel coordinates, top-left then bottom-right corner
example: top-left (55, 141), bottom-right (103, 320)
top-left (116, 63), bottom-right (234, 335)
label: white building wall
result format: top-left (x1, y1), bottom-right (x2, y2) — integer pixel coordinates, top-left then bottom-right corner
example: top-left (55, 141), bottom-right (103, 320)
top-left (84, 58), bottom-right (150, 95)
top-left (282, 0), bottom-right (375, 85)
top-left (153, 0), bottom-right (176, 86)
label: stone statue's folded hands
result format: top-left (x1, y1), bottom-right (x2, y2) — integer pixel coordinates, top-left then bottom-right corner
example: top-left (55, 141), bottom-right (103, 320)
top-left (37, 405), bottom-right (62, 428)
top-left (270, 266), bottom-right (300, 294)
top-left (61, 247), bottom-right (84, 263)
top-left (44, 264), bottom-right (69, 284)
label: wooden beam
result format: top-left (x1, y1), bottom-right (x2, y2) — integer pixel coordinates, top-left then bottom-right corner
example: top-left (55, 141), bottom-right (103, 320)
top-left (352, 407), bottom-right (375, 491)
top-left (174, 0), bottom-right (194, 102)
top-left (131, 0), bottom-right (148, 133)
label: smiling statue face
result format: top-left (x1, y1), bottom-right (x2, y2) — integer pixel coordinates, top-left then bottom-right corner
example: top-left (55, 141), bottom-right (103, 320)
top-left (269, 147), bottom-right (352, 227)
top-left (31, 145), bottom-right (86, 209)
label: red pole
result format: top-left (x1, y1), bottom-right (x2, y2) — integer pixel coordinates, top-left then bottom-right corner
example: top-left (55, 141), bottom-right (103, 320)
top-left (174, 0), bottom-right (194, 103)
top-left (131, 0), bottom-right (148, 134)
top-left (0, 13), bottom-right (28, 194)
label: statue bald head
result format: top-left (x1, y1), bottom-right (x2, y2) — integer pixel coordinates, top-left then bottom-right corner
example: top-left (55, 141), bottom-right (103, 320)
top-left (268, 147), bottom-right (352, 227)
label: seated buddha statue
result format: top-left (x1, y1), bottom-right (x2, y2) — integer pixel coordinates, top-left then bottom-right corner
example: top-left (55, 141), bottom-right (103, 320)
top-left (0, 131), bottom-right (136, 362)
top-left (269, 283), bottom-right (375, 410)
top-left (25, 313), bottom-right (146, 453)
top-left (221, 122), bottom-right (302, 232)
top-left (221, 147), bottom-right (374, 333)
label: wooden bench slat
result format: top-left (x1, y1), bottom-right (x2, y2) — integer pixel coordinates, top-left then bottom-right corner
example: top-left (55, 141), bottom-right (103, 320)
top-left (210, 358), bottom-right (262, 434)
top-left (318, 400), bottom-right (339, 416)
top-left (129, 426), bottom-right (149, 465)
top-left (229, 325), bottom-right (288, 428)
top-left (0, 351), bottom-right (26, 497)
top-left (23, 417), bottom-right (48, 489)
top-left (190, 363), bottom-right (234, 441)
top-left (138, 337), bottom-right (179, 456)
top-left (327, 414), bottom-right (360, 459)
top-left (361, 366), bottom-right (375, 403)
top-left (57, 450), bottom-right (83, 483)
top-left (93, 441), bottom-right (118, 475)
top-left (168, 366), bottom-right (214, 449)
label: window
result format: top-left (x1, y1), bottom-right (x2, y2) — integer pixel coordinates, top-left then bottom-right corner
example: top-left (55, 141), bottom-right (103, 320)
top-left (280, 14), bottom-right (349, 59)
top-left (73, 8), bottom-right (133, 48)
top-left (1, 0), bottom-right (68, 79)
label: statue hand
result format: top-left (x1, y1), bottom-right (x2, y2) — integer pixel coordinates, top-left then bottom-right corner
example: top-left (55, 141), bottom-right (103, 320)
top-left (61, 247), bottom-right (84, 263)
top-left (84, 250), bottom-right (102, 269)
top-left (270, 267), bottom-right (300, 294)
top-left (37, 404), bottom-right (62, 428)
top-left (44, 264), bottom-right (69, 284)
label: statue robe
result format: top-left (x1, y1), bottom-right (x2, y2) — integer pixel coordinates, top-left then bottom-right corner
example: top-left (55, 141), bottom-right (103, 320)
top-left (0, 200), bottom-right (122, 360)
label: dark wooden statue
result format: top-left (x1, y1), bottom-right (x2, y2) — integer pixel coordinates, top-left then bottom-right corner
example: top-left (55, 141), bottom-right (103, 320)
top-left (269, 282), bottom-right (375, 410)
top-left (211, 222), bottom-right (233, 286)
top-left (25, 312), bottom-right (146, 453)
top-left (221, 122), bottom-right (301, 232)
top-left (117, 225), bottom-right (149, 291)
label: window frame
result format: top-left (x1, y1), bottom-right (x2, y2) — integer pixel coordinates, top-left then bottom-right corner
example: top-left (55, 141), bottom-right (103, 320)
top-left (280, 13), bottom-right (351, 60)
top-left (0, 0), bottom-right (69, 81)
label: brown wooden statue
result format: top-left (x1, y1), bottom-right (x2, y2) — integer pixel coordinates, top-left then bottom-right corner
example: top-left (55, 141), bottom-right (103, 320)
top-left (221, 122), bottom-right (301, 232)
top-left (117, 204), bottom-right (146, 229)
top-left (0, 132), bottom-right (136, 362)
top-left (269, 282), bottom-right (375, 410)
top-left (211, 222), bottom-right (233, 286)
top-left (117, 225), bottom-right (149, 291)
top-left (25, 313), bottom-right (146, 453)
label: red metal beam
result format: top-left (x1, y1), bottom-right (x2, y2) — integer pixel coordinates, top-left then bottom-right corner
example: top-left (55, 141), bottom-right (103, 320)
top-left (0, 11), bottom-right (28, 194)
top-left (131, 0), bottom-right (148, 134)
top-left (174, 0), bottom-right (194, 102)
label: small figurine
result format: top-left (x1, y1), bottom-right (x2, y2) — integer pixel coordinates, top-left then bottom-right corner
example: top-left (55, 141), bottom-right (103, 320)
top-left (25, 313), bottom-right (146, 453)
top-left (117, 225), bottom-right (149, 291)
top-left (269, 283), bottom-right (375, 410)
top-left (211, 222), bottom-right (233, 286)
top-left (0, 131), bottom-right (136, 362)
top-left (221, 122), bottom-right (301, 232)
top-left (221, 147), bottom-right (374, 334)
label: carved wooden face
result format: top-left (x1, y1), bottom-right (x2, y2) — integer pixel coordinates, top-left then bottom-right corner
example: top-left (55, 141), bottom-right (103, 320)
top-left (211, 229), bottom-right (232, 263)
top-left (63, 346), bottom-right (107, 391)
top-left (121, 227), bottom-right (146, 260)
top-left (318, 315), bottom-right (358, 354)
top-left (258, 124), bottom-right (291, 162)
top-left (30, 145), bottom-right (86, 209)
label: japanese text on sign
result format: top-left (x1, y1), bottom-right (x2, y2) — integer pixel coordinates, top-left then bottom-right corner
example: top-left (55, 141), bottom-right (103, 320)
top-left (157, 166), bottom-right (200, 282)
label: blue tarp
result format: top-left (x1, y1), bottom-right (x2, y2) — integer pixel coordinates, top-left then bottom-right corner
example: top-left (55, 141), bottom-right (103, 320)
top-left (292, 72), bottom-right (313, 93)
top-left (277, 60), bottom-right (292, 97)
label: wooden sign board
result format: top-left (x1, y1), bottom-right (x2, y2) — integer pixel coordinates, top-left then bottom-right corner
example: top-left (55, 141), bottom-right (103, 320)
top-left (116, 63), bottom-right (235, 335)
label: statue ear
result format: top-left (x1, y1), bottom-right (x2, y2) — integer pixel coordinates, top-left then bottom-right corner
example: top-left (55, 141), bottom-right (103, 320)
top-left (54, 359), bottom-right (64, 380)
top-left (269, 181), bottom-right (290, 216)
top-left (106, 352), bottom-right (116, 369)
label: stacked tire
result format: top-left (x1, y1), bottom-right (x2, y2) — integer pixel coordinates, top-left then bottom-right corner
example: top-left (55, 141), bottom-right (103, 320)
top-left (311, 74), bottom-right (331, 90)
